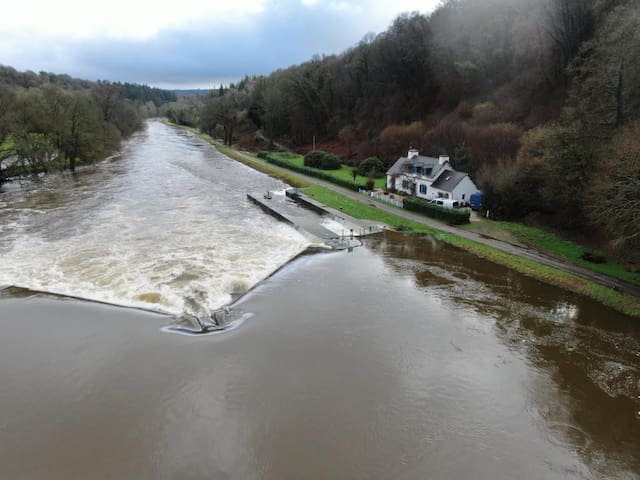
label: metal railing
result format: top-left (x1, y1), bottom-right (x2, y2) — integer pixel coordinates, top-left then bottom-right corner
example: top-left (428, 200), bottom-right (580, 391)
top-left (359, 189), bottom-right (404, 208)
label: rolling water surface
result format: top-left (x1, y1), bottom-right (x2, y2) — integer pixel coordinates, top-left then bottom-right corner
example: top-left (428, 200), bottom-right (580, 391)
top-left (1, 121), bottom-right (639, 479)
top-left (0, 120), bottom-right (309, 317)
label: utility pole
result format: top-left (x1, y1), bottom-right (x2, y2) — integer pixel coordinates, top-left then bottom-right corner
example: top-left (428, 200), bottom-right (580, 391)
top-left (312, 135), bottom-right (316, 151)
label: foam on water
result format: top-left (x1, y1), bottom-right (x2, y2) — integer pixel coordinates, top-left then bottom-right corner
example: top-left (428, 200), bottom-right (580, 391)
top-left (0, 121), bottom-right (310, 317)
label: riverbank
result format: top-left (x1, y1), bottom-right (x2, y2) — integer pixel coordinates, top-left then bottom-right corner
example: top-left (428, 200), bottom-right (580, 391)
top-left (164, 121), bottom-right (640, 318)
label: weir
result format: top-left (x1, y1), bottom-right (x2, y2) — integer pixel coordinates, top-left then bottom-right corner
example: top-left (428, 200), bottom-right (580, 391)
top-left (247, 188), bottom-right (383, 250)
top-left (0, 285), bottom-right (240, 336)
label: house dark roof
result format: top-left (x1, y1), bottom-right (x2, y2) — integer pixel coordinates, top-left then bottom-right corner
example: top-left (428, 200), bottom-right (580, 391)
top-left (386, 155), bottom-right (441, 177)
top-left (430, 169), bottom-right (467, 192)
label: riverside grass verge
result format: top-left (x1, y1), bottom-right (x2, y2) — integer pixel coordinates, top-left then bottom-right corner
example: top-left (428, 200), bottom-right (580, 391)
top-left (164, 121), bottom-right (640, 318)
top-left (463, 220), bottom-right (640, 288)
top-left (259, 151), bottom-right (387, 190)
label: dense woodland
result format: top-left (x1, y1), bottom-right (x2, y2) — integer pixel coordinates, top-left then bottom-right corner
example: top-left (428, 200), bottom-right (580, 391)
top-left (170, 0), bottom-right (638, 266)
top-left (0, 66), bottom-right (175, 178)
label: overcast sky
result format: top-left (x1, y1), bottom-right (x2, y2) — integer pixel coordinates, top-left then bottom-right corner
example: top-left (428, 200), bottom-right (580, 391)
top-left (0, 0), bottom-right (440, 89)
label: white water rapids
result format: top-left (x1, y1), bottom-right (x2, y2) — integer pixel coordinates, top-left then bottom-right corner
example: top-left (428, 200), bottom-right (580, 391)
top-left (0, 120), bottom-right (309, 317)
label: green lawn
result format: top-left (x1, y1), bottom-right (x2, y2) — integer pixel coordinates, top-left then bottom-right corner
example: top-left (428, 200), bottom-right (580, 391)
top-left (464, 220), bottom-right (640, 287)
top-left (0, 136), bottom-right (16, 159)
top-left (303, 185), bottom-right (437, 234)
top-left (267, 152), bottom-right (387, 189)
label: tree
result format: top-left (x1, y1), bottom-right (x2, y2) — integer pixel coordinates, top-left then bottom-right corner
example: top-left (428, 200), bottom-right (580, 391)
top-left (587, 121), bottom-right (640, 266)
top-left (63, 94), bottom-right (106, 171)
top-left (260, 82), bottom-right (286, 148)
top-left (378, 122), bottom-right (424, 159)
top-left (545, 0), bottom-right (594, 74)
top-left (568, 1), bottom-right (640, 132)
top-left (92, 81), bottom-right (122, 122)
top-left (358, 157), bottom-right (384, 178)
top-left (0, 85), bottom-right (15, 182)
top-left (540, 121), bottom-right (593, 224)
top-left (201, 90), bottom-right (248, 146)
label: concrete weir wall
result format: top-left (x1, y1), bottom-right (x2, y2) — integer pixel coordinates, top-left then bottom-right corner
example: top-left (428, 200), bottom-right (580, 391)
top-left (246, 190), bottom-right (380, 247)
top-left (246, 194), bottom-right (296, 228)
top-left (285, 190), bottom-right (328, 216)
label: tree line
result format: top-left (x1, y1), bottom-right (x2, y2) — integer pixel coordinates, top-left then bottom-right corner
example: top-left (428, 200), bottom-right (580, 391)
top-left (181, 0), bottom-right (639, 267)
top-left (0, 70), bottom-right (176, 180)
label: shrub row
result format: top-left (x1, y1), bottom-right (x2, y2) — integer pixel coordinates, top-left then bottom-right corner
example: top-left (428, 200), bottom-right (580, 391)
top-left (403, 196), bottom-right (471, 225)
top-left (303, 150), bottom-right (341, 170)
top-left (258, 151), bottom-right (365, 191)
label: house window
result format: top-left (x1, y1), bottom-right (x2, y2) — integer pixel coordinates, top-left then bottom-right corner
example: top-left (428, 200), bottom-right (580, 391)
top-left (419, 184), bottom-right (427, 194)
top-left (402, 180), bottom-right (409, 190)
top-left (462, 194), bottom-right (465, 200)
top-left (426, 167), bottom-right (432, 176)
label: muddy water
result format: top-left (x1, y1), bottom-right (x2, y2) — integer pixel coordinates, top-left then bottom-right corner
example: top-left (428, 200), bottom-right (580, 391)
top-left (1, 122), bottom-right (639, 479)
top-left (1, 233), bottom-right (639, 479)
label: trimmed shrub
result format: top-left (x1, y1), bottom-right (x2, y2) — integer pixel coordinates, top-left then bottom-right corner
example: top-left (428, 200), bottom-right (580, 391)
top-left (403, 196), bottom-right (470, 225)
top-left (262, 152), bottom-right (365, 191)
top-left (365, 178), bottom-right (375, 191)
top-left (303, 150), bottom-right (341, 170)
top-left (581, 251), bottom-right (606, 264)
top-left (358, 156), bottom-right (384, 178)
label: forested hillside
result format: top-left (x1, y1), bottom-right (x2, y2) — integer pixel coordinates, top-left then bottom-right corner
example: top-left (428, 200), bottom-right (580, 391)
top-left (187, 0), bottom-right (639, 266)
top-left (0, 66), bottom-right (176, 179)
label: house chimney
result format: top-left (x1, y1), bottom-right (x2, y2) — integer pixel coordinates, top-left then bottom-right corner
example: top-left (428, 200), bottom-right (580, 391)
top-left (408, 147), bottom-right (419, 159)
top-left (438, 155), bottom-right (450, 165)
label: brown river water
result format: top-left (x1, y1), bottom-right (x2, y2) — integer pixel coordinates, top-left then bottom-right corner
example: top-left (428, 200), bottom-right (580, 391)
top-left (0, 121), bottom-right (639, 479)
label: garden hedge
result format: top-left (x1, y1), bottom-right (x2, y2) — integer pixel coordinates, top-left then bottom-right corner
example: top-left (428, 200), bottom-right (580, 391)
top-left (403, 196), bottom-right (471, 225)
top-left (303, 150), bottom-right (341, 170)
top-left (260, 152), bottom-right (365, 191)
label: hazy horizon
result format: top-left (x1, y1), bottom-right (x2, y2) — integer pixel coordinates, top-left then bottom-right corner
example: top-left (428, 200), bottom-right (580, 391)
top-left (1, 0), bottom-right (439, 89)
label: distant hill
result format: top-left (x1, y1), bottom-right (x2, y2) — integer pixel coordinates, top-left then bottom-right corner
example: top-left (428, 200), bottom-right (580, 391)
top-left (173, 89), bottom-right (211, 96)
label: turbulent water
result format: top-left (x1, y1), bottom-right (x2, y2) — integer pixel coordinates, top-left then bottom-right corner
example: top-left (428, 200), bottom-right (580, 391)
top-left (0, 120), bottom-right (309, 317)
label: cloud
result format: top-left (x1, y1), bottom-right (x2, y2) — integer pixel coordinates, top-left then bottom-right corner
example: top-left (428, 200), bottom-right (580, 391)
top-left (0, 0), bottom-right (440, 88)
top-left (1, 0), bottom-right (267, 40)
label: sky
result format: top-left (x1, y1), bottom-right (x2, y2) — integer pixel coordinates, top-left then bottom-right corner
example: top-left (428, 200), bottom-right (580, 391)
top-left (0, 0), bottom-right (440, 89)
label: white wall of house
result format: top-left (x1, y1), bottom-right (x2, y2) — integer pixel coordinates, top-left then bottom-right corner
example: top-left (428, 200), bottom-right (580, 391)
top-left (389, 174), bottom-right (416, 195)
top-left (416, 181), bottom-right (430, 199)
top-left (388, 171), bottom-right (478, 202)
top-left (450, 176), bottom-right (478, 202)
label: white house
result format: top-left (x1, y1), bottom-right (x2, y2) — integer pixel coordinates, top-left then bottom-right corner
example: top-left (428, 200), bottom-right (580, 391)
top-left (386, 148), bottom-right (479, 203)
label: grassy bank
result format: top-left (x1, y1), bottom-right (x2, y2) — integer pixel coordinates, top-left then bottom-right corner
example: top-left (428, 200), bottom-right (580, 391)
top-left (464, 220), bottom-right (640, 287)
top-left (0, 137), bottom-right (16, 159)
top-left (263, 152), bottom-right (386, 189)
top-left (164, 121), bottom-right (640, 318)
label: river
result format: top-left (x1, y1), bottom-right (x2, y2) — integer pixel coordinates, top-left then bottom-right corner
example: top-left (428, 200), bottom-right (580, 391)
top-left (0, 121), bottom-right (309, 318)
top-left (0, 120), bottom-right (639, 479)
